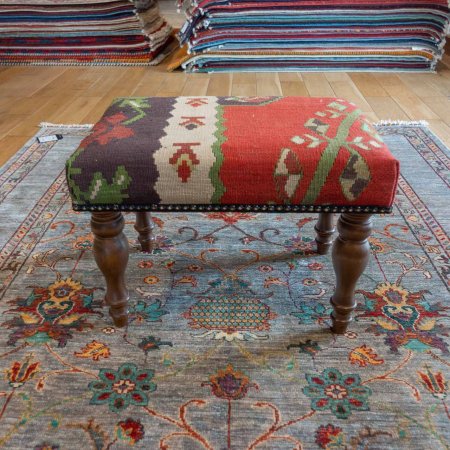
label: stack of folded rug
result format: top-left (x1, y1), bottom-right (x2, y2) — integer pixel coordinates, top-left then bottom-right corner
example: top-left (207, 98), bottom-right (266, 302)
top-left (0, 0), bottom-right (173, 65)
top-left (176, 0), bottom-right (450, 72)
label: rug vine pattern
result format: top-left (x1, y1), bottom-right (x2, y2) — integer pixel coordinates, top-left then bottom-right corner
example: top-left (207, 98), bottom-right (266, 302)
top-left (0, 125), bottom-right (449, 449)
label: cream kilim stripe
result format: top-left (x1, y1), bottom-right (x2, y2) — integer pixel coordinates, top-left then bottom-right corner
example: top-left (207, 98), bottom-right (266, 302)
top-left (154, 96), bottom-right (219, 203)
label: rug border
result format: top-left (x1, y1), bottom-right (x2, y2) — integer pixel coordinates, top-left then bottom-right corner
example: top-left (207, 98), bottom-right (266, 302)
top-left (0, 124), bottom-right (93, 178)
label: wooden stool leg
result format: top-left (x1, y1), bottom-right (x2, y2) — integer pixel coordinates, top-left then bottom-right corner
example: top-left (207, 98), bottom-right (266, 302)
top-left (134, 212), bottom-right (154, 253)
top-left (330, 213), bottom-right (372, 334)
top-left (315, 212), bottom-right (335, 255)
top-left (91, 212), bottom-right (129, 328)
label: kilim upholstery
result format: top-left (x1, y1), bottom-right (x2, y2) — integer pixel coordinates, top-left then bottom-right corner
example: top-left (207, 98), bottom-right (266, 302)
top-left (66, 96), bottom-right (398, 213)
top-left (65, 96), bottom-right (400, 334)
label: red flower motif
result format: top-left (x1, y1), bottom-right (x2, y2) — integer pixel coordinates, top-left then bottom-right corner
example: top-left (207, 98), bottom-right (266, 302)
top-left (203, 364), bottom-right (257, 400)
top-left (315, 424), bottom-right (344, 449)
top-left (82, 113), bottom-right (134, 147)
top-left (303, 278), bottom-right (318, 286)
top-left (7, 356), bottom-right (40, 388)
top-left (115, 418), bottom-right (145, 445)
top-left (418, 366), bottom-right (447, 400)
top-left (144, 275), bottom-right (159, 285)
top-left (308, 262), bottom-right (324, 271)
top-left (138, 261), bottom-right (153, 269)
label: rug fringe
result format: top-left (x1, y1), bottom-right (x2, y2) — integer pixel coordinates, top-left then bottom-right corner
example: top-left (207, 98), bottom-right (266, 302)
top-left (374, 120), bottom-right (429, 127)
top-left (39, 122), bottom-right (94, 129)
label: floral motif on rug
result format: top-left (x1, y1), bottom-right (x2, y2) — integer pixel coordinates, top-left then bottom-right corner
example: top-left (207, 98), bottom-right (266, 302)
top-left (0, 124), bottom-right (448, 449)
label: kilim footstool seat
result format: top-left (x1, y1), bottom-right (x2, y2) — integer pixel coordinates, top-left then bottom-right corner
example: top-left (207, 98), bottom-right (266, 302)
top-left (66, 96), bottom-right (399, 333)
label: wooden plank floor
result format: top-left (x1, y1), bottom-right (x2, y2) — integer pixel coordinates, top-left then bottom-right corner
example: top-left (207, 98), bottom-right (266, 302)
top-left (1, 57), bottom-right (450, 166)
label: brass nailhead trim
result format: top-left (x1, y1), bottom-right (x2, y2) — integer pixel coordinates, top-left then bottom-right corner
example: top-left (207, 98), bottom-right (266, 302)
top-left (75, 204), bottom-right (391, 214)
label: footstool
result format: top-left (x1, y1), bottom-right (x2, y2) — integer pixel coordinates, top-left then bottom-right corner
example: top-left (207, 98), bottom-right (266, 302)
top-left (65, 96), bottom-right (399, 334)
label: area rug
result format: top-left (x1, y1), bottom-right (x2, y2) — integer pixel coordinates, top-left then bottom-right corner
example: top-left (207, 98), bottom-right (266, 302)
top-left (0, 122), bottom-right (448, 449)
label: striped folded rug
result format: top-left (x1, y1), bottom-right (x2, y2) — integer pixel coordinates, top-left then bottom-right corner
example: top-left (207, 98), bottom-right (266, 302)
top-left (0, 0), bottom-right (174, 65)
top-left (176, 0), bottom-right (450, 72)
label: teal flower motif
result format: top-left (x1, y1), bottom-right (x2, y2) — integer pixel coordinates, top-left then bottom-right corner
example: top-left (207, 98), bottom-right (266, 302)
top-left (303, 368), bottom-right (371, 419)
top-left (291, 301), bottom-right (329, 324)
top-left (89, 363), bottom-right (156, 413)
top-left (129, 300), bottom-right (168, 324)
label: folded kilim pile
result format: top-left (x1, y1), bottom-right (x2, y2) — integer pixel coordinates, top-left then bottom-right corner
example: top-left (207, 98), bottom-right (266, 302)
top-left (177, 0), bottom-right (450, 72)
top-left (0, 0), bottom-right (173, 65)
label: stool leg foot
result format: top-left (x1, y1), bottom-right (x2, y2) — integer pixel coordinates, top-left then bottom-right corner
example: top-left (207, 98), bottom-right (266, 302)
top-left (134, 212), bottom-right (155, 253)
top-left (315, 212), bottom-right (335, 255)
top-left (330, 213), bottom-right (372, 334)
top-left (91, 212), bottom-right (129, 328)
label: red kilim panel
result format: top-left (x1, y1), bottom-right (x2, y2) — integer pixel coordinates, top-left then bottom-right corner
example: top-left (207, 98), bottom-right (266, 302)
top-left (66, 96), bottom-right (399, 213)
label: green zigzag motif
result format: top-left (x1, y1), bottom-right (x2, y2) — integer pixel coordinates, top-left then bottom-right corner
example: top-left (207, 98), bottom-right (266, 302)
top-left (210, 105), bottom-right (227, 203)
top-left (112, 97), bottom-right (151, 125)
top-left (66, 157), bottom-right (131, 205)
top-left (66, 147), bottom-right (85, 204)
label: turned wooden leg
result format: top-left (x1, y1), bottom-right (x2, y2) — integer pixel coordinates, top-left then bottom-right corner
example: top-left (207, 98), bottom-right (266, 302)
top-left (134, 212), bottom-right (155, 253)
top-left (91, 212), bottom-right (129, 328)
top-left (330, 213), bottom-right (372, 334)
top-left (315, 212), bottom-right (335, 255)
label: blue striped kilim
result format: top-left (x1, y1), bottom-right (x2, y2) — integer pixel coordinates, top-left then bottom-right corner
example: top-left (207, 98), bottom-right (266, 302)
top-left (177, 0), bottom-right (450, 72)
